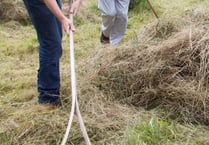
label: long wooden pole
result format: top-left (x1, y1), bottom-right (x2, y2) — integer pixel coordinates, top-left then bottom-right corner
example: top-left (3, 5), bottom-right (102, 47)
top-left (146, 0), bottom-right (159, 19)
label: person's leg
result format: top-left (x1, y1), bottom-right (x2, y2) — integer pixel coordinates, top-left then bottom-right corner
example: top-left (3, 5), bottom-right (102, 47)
top-left (110, 0), bottom-right (130, 45)
top-left (23, 0), bottom-right (62, 105)
top-left (98, 0), bottom-right (116, 40)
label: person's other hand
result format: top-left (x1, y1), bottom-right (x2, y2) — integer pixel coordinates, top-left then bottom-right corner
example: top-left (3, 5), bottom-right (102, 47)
top-left (61, 16), bottom-right (75, 34)
top-left (69, 0), bottom-right (81, 16)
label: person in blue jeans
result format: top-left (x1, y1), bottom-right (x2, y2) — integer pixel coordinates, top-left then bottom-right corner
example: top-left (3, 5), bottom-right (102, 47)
top-left (23, 0), bottom-right (81, 106)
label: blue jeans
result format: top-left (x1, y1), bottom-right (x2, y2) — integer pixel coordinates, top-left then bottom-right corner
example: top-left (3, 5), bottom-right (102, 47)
top-left (23, 0), bottom-right (62, 104)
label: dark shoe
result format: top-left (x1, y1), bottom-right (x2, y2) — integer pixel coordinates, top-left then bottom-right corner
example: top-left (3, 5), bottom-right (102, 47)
top-left (38, 92), bottom-right (62, 107)
top-left (100, 33), bottom-right (110, 44)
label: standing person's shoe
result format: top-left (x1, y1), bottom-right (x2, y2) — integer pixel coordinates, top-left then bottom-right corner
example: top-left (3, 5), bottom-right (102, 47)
top-left (38, 92), bottom-right (62, 107)
top-left (100, 33), bottom-right (110, 44)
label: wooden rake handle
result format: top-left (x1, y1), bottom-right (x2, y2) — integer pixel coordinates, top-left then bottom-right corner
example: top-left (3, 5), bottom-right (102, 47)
top-left (61, 13), bottom-right (91, 145)
top-left (146, 0), bottom-right (159, 19)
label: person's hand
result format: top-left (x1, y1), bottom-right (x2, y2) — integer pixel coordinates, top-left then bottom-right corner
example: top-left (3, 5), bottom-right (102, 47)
top-left (69, 0), bottom-right (81, 16)
top-left (62, 0), bottom-right (81, 34)
top-left (60, 16), bottom-right (75, 34)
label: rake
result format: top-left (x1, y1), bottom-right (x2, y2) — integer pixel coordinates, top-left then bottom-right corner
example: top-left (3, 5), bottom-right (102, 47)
top-left (60, 11), bottom-right (91, 145)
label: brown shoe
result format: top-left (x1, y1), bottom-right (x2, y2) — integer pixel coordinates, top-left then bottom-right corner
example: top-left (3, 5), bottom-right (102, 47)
top-left (100, 33), bottom-right (110, 44)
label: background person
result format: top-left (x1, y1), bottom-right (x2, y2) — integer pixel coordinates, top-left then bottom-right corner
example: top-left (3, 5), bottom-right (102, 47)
top-left (98, 0), bottom-right (130, 45)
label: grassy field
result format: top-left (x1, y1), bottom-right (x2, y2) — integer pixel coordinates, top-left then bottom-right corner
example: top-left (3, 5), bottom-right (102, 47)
top-left (1, 0), bottom-right (209, 144)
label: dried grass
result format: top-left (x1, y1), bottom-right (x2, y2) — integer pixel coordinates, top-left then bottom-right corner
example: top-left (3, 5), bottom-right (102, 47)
top-left (88, 10), bottom-right (209, 125)
top-left (1, 2), bottom-right (209, 145)
top-left (0, 0), bottom-right (29, 24)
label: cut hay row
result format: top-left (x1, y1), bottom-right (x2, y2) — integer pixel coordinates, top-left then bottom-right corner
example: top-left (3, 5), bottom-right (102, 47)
top-left (87, 10), bottom-right (209, 125)
top-left (0, 0), bottom-right (28, 24)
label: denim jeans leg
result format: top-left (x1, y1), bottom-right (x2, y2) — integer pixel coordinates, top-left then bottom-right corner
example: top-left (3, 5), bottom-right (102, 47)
top-left (23, 0), bottom-right (63, 104)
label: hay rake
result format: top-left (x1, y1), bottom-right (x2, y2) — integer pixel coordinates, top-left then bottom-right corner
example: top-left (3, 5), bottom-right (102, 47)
top-left (61, 9), bottom-right (91, 145)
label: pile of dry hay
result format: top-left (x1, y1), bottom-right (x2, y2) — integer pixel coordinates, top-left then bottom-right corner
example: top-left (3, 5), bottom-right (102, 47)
top-left (0, 0), bottom-right (29, 24)
top-left (88, 9), bottom-right (209, 125)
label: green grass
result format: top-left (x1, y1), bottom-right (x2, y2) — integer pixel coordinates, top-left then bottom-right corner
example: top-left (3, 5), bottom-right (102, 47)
top-left (128, 119), bottom-right (176, 145)
top-left (127, 117), bottom-right (207, 145)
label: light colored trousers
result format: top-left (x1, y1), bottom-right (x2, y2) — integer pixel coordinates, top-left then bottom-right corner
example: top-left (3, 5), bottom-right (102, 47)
top-left (98, 0), bottom-right (130, 45)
